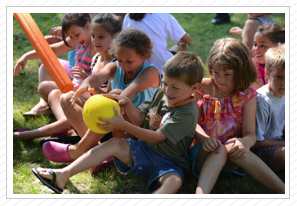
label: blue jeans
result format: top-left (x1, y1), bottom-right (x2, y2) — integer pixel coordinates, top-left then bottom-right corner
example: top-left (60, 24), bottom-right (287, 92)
top-left (114, 138), bottom-right (185, 193)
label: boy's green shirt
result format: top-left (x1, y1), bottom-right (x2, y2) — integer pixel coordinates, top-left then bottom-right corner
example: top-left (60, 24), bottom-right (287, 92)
top-left (138, 87), bottom-right (198, 171)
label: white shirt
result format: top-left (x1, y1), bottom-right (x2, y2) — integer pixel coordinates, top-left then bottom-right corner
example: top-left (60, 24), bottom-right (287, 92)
top-left (123, 13), bottom-right (186, 74)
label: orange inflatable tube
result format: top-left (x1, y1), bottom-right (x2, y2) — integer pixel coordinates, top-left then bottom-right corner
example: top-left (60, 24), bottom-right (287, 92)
top-left (13, 13), bottom-right (73, 93)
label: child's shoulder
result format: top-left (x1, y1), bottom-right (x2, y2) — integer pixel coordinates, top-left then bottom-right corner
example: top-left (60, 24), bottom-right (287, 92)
top-left (200, 78), bottom-right (215, 96)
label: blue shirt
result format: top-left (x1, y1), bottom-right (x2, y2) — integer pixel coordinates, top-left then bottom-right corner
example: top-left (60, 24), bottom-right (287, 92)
top-left (111, 61), bottom-right (160, 107)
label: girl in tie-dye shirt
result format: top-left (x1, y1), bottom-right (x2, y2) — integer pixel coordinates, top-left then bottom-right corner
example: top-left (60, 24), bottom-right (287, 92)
top-left (190, 38), bottom-right (285, 194)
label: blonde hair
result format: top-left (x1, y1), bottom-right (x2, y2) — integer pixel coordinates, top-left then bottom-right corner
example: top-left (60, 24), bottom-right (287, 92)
top-left (265, 43), bottom-right (285, 73)
top-left (162, 52), bottom-right (204, 86)
top-left (207, 38), bottom-right (257, 92)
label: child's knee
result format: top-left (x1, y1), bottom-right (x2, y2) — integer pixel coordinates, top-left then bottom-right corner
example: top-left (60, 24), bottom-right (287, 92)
top-left (60, 91), bottom-right (74, 106)
top-left (48, 89), bottom-right (61, 105)
top-left (170, 175), bottom-right (182, 189)
top-left (105, 137), bottom-right (127, 153)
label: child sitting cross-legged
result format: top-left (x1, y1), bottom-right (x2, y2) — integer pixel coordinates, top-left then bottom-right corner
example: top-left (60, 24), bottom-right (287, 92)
top-left (31, 51), bottom-right (204, 194)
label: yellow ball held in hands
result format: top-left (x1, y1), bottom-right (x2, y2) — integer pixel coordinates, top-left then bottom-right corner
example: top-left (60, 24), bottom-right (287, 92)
top-left (82, 94), bottom-right (120, 134)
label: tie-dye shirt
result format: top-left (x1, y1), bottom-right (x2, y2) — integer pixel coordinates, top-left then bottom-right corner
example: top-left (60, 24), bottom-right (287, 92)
top-left (193, 86), bottom-right (257, 145)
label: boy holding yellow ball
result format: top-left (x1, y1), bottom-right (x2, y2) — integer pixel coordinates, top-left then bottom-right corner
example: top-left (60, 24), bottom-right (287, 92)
top-left (31, 52), bottom-right (204, 194)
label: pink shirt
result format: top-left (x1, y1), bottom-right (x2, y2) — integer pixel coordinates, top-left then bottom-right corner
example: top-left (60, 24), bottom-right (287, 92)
top-left (193, 86), bottom-right (257, 144)
top-left (253, 58), bottom-right (268, 85)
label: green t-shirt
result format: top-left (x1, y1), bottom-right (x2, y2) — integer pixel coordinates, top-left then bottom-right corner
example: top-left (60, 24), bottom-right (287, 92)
top-left (138, 87), bottom-right (198, 171)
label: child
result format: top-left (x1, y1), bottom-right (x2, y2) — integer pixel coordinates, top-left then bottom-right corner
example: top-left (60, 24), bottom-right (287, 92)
top-left (122, 13), bottom-right (193, 74)
top-left (13, 13), bottom-right (122, 140)
top-left (190, 38), bottom-right (285, 194)
top-left (41, 28), bottom-right (160, 164)
top-left (251, 23), bottom-right (285, 90)
top-left (14, 13), bottom-right (95, 116)
top-left (252, 44), bottom-right (285, 172)
top-left (229, 13), bottom-right (275, 51)
top-left (31, 51), bottom-right (204, 194)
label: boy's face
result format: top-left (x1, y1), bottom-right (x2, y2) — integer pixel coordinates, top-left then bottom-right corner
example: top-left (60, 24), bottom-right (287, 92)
top-left (267, 67), bottom-right (285, 98)
top-left (162, 73), bottom-right (198, 105)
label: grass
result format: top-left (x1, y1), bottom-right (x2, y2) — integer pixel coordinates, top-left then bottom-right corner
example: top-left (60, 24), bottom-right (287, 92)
top-left (13, 13), bottom-right (285, 194)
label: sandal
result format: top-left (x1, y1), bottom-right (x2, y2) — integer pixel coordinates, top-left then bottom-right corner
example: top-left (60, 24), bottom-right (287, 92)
top-left (31, 167), bottom-right (63, 194)
top-left (23, 107), bottom-right (53, 117)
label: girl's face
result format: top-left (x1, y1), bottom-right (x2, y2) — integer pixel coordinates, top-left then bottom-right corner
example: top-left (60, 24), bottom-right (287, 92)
top-left (90, 24), bottom-right (113, 53)
top-left (252, 32), bottom-right (275, 64)
top-left (267, 67), bottom-right (285, 98)
top-left (116, 46), bottom-right (147, 81)
top-left (66, 24), bottom-right (90, 47)
top-left (212, 66), bottom-right (235, 95)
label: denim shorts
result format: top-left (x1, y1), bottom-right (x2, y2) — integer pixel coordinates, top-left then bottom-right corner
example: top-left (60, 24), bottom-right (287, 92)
top-left (189, 143), bottom-right (246, 178)
top-left (113, 138), bottom-right (185, 193)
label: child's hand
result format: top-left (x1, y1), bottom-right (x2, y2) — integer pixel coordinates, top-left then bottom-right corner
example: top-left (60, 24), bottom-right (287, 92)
top-left (102, 93), bottom-right (130, 107)
top-left (229, 27), bottom-right (243, 36)
top-left (202, 137), bottom-right (222, 152)
top-left (225, 138), bottom-right (249, 159)
top-left (51, 26), bottom-right (62, 37)
top-left (71, 66), bottom-right (89, 81)
top-left (14, 56), bottom-right (27, 76)
top-left (97, 107), bottom-right (125, 131)
top-left (70, 83), bottom-right (94, 105)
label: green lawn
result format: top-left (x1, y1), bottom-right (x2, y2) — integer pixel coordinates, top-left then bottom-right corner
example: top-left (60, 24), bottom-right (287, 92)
top-left (13, 13), bottom-right (285, 194)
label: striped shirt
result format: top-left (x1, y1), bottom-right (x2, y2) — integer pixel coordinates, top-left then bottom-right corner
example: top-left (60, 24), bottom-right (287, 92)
top-left (75, 42), bottom-right (93, 76)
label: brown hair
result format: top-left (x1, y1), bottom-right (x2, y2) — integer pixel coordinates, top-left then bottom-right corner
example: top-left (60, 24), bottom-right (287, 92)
top-left (109, 28), bottom-right (153, 59)
top-left (207, 38), bottom-right (257, 92)
top-left (61, 13), bottom-right (91, 47)
top-left (257, 23), bottom-right (285, 45)
top-left (162, 52), bottom-right (204, 86)
top-left (91, 13), bottom-right (122, 37)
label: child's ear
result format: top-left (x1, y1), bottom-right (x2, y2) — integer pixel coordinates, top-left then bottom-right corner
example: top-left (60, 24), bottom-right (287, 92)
top-left (192, 82), bottom-right (201, 93)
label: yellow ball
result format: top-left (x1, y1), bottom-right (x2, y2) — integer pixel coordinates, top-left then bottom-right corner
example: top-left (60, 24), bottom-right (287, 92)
top-left (82, 94), bottom-right (120, 134)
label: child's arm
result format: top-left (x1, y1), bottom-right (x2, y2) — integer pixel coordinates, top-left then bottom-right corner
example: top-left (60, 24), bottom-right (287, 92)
top-left (242, 19), bottom-right (262, 51)
top-left (253, 139), bottom-right (285, 150)
top-left (178, 33), bottom-right (194, 47)
top-left (70, 62), bottom-right (117, 104)
top-left (102, 94), bottom-right (146, 127)
top-left (225, 96), bottom-right (257, 159)
top-left (194, 106), bottom-right (222, 152)
top-left (120, 66), bottom-right (160, 100)
top-left (99, 106), bottom-right (166, 143)
top-left (14, 37), bottom-right (75, 76)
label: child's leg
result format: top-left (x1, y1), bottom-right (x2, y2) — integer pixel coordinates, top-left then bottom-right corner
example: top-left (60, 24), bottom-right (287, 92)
top-left (67, 129), bottom-right (106, 159)
top-left (273, 147), bottom-right (285, 170)
top-left (13, 117), bottom-right (74, 140)
top-left (152, 173), bottom-right (182, 194)
top-left (227, 151), bottom-right (285, 194)
top-left (37, 137), bottom-right (134, 189)
top-left (195, 145), bottom-right (228, 194)
top-left (47, 89), bottom-right (65, 120)
top-left (60, 91), bottom-right (89, 136)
